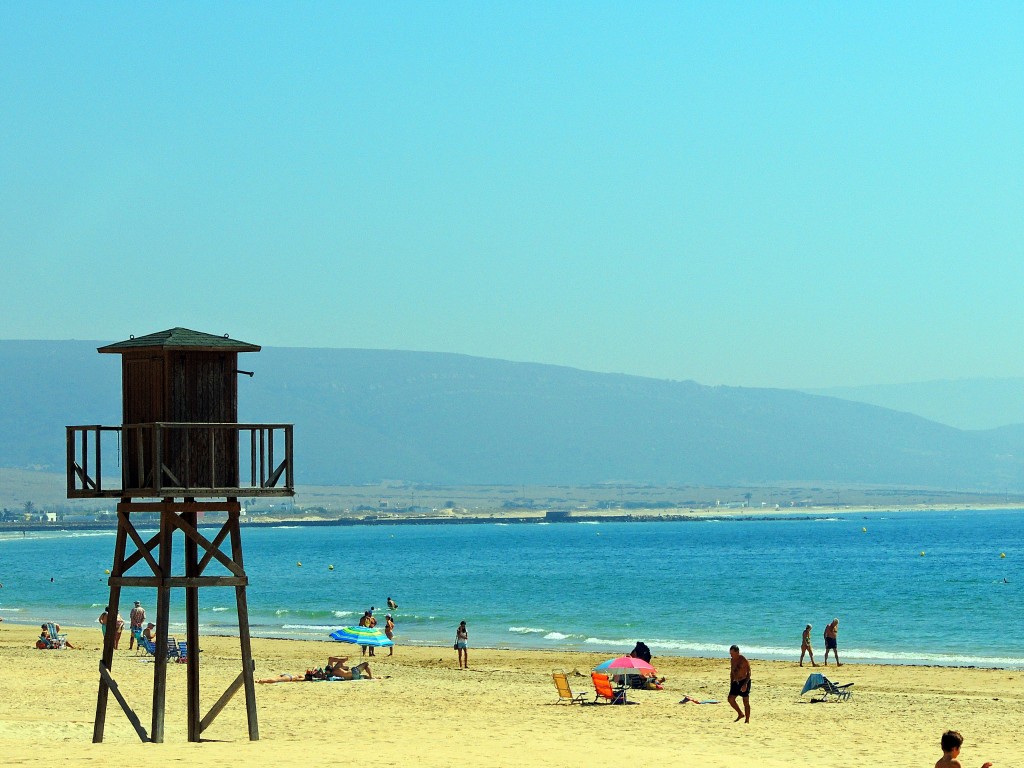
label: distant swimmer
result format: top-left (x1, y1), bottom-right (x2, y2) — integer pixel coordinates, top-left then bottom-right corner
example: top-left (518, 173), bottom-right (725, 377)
top-left (387, 596), bottom-right (398, 610)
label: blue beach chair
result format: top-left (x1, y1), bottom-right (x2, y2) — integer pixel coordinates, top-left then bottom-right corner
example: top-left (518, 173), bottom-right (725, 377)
top-left (45, 623), bottom-right (68, 649)
top-left (801, 673), bottom-right (853, 702)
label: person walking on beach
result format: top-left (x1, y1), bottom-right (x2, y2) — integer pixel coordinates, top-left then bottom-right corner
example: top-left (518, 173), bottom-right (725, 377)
top-left (823, 618), bottom-right (841, 666)
top-left (455, 620), bottom-right (469, 669)
top-left (128, 600), bottom-right (146, 650)
top-left (800, 624), bottom-right (817, 667)
top-left (934, 730), bottom-right (992, 768)
top-left (727, 644), bottom-right (751, 723)
top-left (384, 613), bottom-right (395, 656)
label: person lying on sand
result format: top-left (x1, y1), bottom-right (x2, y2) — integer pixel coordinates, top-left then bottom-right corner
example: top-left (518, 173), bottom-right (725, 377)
top-left (257, 656), bottom-right (373, 683)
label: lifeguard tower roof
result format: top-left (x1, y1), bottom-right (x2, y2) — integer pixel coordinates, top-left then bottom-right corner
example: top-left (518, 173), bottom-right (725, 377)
top-left (98, 327), bottom-right (260, 354)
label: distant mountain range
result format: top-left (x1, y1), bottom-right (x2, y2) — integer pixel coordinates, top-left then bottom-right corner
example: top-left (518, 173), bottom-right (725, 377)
top-left (3, 340), bottom-right (1024, 491)
top-left (807, 379), bottom-right (1024, 431)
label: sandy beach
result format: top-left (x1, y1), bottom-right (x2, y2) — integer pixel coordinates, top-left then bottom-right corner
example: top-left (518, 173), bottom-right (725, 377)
top-left (0, 622), bottom-right (1019, 767)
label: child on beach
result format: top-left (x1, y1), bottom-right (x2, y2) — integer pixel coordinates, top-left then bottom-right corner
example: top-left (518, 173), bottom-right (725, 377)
top-left (935, 730), bottom-right (992, 768)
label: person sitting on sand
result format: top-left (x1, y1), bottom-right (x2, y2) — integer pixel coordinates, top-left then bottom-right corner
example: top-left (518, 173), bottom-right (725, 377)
top-left (36, 625), bottom-right (51, 649)
top-left (636, 675), bottom-right (666, 690)
top-left (256, 656), bottom-right (373, 683)
top-left (630, 641), bottom-right (652, 663)
top-left (935, 729), bottom-right (992, 768)
top-left (36, 622), bottom-right (76, 649)
top-left (324, 656), bottom-right (373, 680)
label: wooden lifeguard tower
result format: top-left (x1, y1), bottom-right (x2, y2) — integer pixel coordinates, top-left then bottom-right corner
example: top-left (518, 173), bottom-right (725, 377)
top-left (66, 327), bottom-right (294, 743)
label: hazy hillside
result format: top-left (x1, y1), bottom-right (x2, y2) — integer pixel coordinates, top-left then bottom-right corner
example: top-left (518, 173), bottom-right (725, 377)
top-left (807, 379), bottom-right (1024, 431)
top-left (2, 340), bottom-right (1024, 491)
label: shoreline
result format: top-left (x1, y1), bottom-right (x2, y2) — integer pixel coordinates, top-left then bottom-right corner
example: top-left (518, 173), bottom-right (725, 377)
top-left (4, 501), bottom-right (1023, 534)
top-left (0, 621), bottom-right (1019, 766)
top-left (3, 621), bottom-right (1018, 671)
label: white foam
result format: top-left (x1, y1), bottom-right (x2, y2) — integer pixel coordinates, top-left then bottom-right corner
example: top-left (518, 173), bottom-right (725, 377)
top-left (508, 626), bottom-right (547, 634)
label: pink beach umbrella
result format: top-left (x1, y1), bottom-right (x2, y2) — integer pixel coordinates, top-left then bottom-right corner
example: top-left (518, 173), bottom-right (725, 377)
top-left (593, 656), bottom-right (658, 704)
top-left (594, 655), bottom-right (657, 678)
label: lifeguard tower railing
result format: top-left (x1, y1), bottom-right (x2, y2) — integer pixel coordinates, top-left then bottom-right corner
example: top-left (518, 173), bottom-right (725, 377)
top-left (67, 422), bottom-right (294, 498)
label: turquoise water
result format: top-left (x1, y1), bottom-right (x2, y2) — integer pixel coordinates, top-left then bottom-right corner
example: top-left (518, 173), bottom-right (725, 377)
top-left (0, 510), bottom-right (1020, 667)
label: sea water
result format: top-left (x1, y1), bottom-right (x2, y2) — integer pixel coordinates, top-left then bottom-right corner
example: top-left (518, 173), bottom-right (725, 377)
top-left (0, 509), bottom-right (1020, 668)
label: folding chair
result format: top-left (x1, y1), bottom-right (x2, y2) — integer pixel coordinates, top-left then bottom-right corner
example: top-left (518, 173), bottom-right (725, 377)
top-left (552, 670), bottom-right (587, 704)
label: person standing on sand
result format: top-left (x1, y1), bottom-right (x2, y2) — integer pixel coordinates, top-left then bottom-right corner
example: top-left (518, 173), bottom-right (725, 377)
top-left (358, 610), bottom-right (375, 656)
top-left (384, 613), bottom-right (395, 656)
top-left (98, 607), bottom-right (124, 648)
top-left (823, 618), bottom-right (841, 666)
top-left (727, 644), bottom-right (751, 723)
top-left (129, 601), bottom-right (146, 650)
top-left (800, 624), bottom-right (817, 667)
top-left (455, 620), bottom-right (468, 669)
top-left (111, 610), bottom-right (125, 649)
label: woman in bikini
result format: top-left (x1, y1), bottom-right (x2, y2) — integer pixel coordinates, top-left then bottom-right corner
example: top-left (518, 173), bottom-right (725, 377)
top-left (800, 624), bottom-right (816, 666)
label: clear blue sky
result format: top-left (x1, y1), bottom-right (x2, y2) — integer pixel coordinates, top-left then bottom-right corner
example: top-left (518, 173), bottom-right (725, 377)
top-left (2, 2), bottom-right (1021, 388)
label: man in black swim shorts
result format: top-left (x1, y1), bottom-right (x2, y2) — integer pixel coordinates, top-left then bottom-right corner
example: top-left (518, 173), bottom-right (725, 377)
top-left (728, 644), bottom-right (751, 723)
top-left (823, 618), bottom-right (841, 666)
